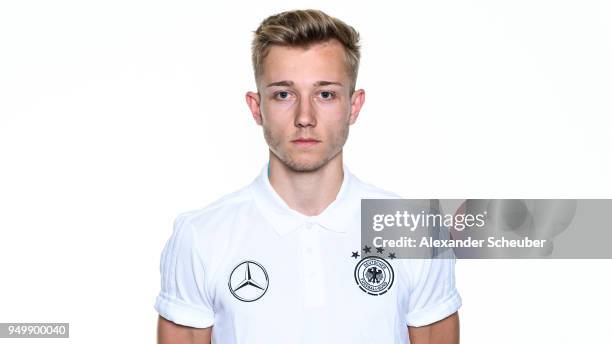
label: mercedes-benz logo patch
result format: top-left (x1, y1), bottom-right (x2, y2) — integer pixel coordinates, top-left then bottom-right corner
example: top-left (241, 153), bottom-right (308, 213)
top-left (228, 260), bottom-right (269, 302)
top-left (354, 256), bottom-right (394, 296)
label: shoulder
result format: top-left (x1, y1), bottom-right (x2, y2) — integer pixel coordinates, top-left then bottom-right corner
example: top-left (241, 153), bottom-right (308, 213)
top-left (174, 184), bottom-right (255, 238)
top-left (349, 171), bottom-right (436, 213)
top-left (349, 172), bottom-right (402, 200)
top-left (166, 184), bottom-right (257, 271)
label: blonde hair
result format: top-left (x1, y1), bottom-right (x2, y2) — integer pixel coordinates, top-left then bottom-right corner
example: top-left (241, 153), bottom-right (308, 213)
top-left (251, 9), bottom-right (361, 94)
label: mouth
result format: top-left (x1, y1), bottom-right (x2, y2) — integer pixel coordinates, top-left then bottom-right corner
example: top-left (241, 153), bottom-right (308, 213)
top-left (290, 137), bottom-right (321, 147)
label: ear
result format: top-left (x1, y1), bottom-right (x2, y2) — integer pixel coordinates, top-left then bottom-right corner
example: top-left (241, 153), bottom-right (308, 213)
top-left (245, 91), bottom-right (263, 125)
top-left (348, 89), bottom-right (365, 125)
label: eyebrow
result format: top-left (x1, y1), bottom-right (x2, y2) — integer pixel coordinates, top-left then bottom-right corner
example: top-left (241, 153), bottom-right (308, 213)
top-left (265, 80), bottom-right (344, 87)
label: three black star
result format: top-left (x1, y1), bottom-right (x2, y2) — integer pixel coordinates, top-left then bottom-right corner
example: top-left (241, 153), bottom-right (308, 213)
top-left (351, 251), bottom-right (360, 259)
top-left (362, 245), bottom-right (371, 254)
top-left (376, 247), bottom-right (384, 254)
top-left (388, 252), bottom-right (396, 259)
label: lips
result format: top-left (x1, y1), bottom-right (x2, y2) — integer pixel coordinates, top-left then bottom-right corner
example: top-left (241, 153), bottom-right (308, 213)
top-left (291, 137), bottom-right (320, 147)
top-left (292, 138), bottom-right (319, 143)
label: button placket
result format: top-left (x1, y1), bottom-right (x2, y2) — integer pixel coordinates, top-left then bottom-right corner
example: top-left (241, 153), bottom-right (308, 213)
top-left (299, 222), bottom-right (327, 309)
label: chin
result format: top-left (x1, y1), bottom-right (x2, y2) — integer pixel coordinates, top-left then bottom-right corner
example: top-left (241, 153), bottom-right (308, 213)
top-left (282, 155), bottom-right (328, 173)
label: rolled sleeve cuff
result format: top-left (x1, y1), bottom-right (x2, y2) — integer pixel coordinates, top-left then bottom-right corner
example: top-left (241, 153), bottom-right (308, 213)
top-left (154, 293), bottom-right (214, 329)
top-left (406, 290), bottom-right (462, 327)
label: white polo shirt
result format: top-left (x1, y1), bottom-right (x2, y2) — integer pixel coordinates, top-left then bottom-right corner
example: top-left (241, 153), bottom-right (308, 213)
top-left (154, 163), bottom-right (461, 344)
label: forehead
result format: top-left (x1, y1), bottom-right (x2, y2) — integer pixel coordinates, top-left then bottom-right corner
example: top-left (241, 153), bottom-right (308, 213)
top-left (260, 40), bottom-right (349, 84)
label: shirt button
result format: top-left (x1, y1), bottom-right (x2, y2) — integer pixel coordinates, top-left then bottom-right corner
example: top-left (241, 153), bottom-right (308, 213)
top-left (305, 222), bottom-right (314, 230)
top-left (305, 247), bottom-right (313, 254)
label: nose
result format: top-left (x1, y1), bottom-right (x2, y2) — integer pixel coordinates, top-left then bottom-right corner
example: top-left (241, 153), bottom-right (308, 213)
top-left (294, 98), bottom-right (317, 128)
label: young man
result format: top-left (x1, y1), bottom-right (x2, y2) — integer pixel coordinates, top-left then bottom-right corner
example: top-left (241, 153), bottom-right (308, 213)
top-left (155, 9), bottom-right (461, 344)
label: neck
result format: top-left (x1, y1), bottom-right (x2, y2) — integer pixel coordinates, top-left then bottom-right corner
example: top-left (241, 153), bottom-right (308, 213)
top-left (268, 153), bottom-right (344, 216)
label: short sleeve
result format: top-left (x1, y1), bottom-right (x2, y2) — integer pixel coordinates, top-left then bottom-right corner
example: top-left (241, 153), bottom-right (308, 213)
top-left (154, 214), bottom-right (215, 328)
top-left (404, 257), bottom-right (462, 327)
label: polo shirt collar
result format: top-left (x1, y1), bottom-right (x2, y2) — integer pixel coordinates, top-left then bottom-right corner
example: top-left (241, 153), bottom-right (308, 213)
top-left (250, 162), bottom-right (355, 236)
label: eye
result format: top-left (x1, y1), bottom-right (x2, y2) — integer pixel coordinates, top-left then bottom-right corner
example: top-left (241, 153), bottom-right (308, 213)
top-left (274, 91), bottom-right (291, 100)
top-left (319, 91), bottom-right (335, 100)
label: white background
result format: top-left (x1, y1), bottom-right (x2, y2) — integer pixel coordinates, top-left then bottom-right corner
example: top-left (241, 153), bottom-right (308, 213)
top-left (1, 0), bottom-right (611, 343)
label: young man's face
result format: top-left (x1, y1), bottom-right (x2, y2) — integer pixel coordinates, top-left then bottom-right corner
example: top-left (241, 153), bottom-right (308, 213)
top-left (246, 39), bottom-right (365, 172)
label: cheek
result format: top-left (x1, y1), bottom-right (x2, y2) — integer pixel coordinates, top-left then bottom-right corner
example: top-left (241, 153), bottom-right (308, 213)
top-left (260, 111), bottom-right (291, 141)
top-left (319, 106), bottom-right (351, 128)
top-left (319, 117), bottom-right (350, 141)
top-left (315, 99), bottom-right (350, 118)
top-left (261, 101), bottom-right (296, 125)
top-left (264, 98), bottom-right (296, 113)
